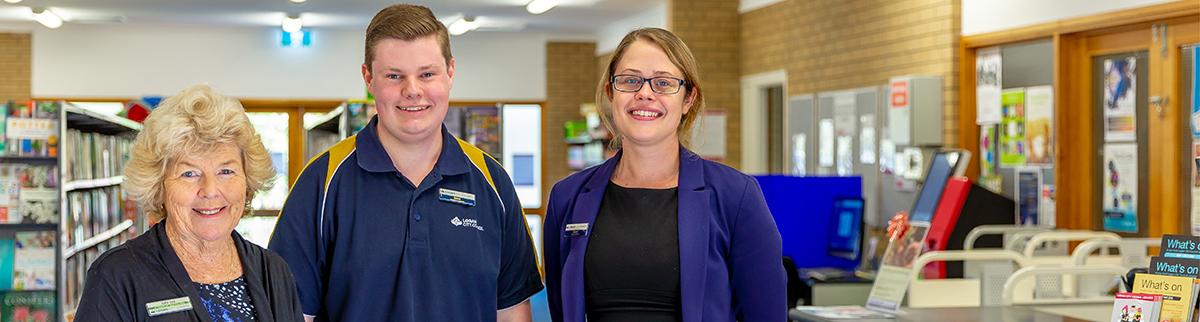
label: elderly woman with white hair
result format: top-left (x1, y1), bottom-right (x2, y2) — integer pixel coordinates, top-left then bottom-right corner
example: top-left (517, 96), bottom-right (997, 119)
top-left (75, 85), bottom-right (303, 322)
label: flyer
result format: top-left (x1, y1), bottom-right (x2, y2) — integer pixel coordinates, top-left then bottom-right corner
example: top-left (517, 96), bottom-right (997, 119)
top-left (1104, 57), bottom-right (1137, 142)
top-left (980, 125), bottom-right (998, 177)
top-left (1016, 169), bottom-right (1041, 225)
top-left (1025, 86), bottom-right (1053, 165)
top-left (1103, 143), bottom-right (1139, 233)
top-left (976, 47), bottom-right (1002, 124)
top-left (999, 89), bottom-right (1026, 167)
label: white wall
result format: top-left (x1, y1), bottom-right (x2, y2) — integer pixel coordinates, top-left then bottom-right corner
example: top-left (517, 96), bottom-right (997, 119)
top-left (29, 23), bottom-right (546, 101)
top-left (596, 2), bottom-right (666, 55)
top-left (963, 0), bottom-right (1177, 35)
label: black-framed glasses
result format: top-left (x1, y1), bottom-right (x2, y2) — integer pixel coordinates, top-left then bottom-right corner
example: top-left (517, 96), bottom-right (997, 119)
top-left (611, 74), bottom-right (687, 94)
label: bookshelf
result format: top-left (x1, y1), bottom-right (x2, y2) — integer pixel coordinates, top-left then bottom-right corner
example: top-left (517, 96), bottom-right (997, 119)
top-left (0, 100), bottom-right (65, 321)
top-left (304, 104), bottom-right (346, 162)
top-left (59, 101), bottom-right (143, 318)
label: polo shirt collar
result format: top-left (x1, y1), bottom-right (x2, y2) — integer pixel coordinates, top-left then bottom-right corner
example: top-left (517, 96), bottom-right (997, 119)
top-left (354, 115), bottom-right (472, 176)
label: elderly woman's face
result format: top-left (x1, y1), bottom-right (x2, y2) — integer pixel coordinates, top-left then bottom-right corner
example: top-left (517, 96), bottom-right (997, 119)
top-left (162, 142), bottom-right (247, 242)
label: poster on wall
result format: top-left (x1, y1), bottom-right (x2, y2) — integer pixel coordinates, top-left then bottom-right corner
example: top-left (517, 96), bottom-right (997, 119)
top-left (819, 119), bottom-right (835, 167)
top-left (1192, 142), bottom-right (1200, 235)
top-left (1015, 168), bottom-right (1041, 225)
top-left (1041, 184), bottom-right (1056, 227)
top-left (1193, 48), bottom-right (1200, 235)
top-left (1103, 57), bottom-right (1138, 142)
top-left (1192, 48), bottom-right (1200, 139)
top-left (1102, 143), bottom-right (1139, 233)
top-left (791, 134), bottom-right (807, 176)
top-left (976, 47), bottom-right (1002, 124)
top-left (860, 115), bottom-right (876, 164)
top-left (1025, 86), bottom-right (1054, 166)
top-left (980, 125), bottom-right (998, 177)
top-left (999, 89), bottom-right (1026, 167)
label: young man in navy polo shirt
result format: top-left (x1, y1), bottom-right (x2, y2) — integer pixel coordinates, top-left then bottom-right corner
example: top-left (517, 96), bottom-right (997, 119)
top-left (268, 4), bottom-right (543, 321)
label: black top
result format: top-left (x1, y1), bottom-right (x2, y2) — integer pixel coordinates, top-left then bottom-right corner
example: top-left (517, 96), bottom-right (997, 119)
top-left (196, 276), bottom-right (256, 322)
top-left (584, 182), bottom-right (682, 322)
top-left (74, 222), bottom-right (304, 322)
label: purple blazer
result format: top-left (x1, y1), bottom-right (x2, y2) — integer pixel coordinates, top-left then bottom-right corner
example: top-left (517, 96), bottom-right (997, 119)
top-left (543, 147), bottom-right (787, 322)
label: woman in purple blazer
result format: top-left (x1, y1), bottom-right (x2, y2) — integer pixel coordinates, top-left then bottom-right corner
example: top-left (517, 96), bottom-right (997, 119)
top-left (543, 27), bottom-right (786, 322)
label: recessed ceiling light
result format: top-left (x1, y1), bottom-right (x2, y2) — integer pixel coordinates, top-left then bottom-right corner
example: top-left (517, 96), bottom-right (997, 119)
top-left (526, 0), bottom-right (558, 14)
top-left (447, 16), bottom-right (479, 36)
top-left (31, 8), bottom-right (63, 29)
top-left (3, 0), bottom-right (24, 4)
top-left (282, 13), bottom-right (303, 33)
top-left (289, 0), bottom-right (306, 3)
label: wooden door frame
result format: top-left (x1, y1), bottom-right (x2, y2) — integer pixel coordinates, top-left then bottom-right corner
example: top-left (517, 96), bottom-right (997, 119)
top-left (958, 2), bottom-right (1199, 235)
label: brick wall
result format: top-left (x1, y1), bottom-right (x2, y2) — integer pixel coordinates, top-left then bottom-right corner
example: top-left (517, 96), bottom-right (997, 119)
top-left (669, 0), bottom-right (743, 169)
top-left (741, 0), bottom-right (962, 146)
top-left (544, 42), bottom-right (598, 205)
top-left (0, 33), bottom-right (31, 102)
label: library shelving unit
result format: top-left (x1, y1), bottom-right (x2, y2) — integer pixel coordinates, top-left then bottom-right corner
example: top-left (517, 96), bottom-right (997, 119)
top-left (59, 102), bottom-right (143, 320)
top-left (0, 100), bottom-right (63, 321)
top-left (304, 104), bottom-right (347, 162)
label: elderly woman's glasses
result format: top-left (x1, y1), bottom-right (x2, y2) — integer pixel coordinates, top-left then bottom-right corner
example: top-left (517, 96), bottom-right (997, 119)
top-left (611, 75), bottom-right (687, 94)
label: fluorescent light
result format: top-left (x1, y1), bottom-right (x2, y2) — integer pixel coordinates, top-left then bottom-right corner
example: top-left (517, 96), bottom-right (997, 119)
top-left (288, 0), bottom-right (306, 3)
top-left (3, 0), bottom-right (23, 4)
top-left (31, 8), bottom-right (62, 29)
top-left (281, 13), bottom-right (302, 33)
top-left (447, 17), bottom-right (479, 36)
top-left (526, 0), bottom-right (558, 14)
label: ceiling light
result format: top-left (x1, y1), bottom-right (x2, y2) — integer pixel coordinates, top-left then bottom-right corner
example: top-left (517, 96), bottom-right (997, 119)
top-left (288, 0), bottom-right (306, 3)
top-left (31, 8), bottom-right (62, 29)
top-left (282, 13), bottom-right (302, 33)
top-left (526, 0), bottom-right (558, 14)
top-left (4, 0), bottom-right (23, 4)
top-left (447, 16), bottom-right (479, 36)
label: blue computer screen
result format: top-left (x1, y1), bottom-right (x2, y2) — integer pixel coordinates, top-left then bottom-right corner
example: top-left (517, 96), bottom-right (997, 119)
top-left (909, 153), bottom-right (957, 223)
top-left (827, 198), bottom-right (864, 261)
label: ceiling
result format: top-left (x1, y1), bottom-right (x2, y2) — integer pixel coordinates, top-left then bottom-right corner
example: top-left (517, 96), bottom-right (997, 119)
top-left (0, 0), bottom-right (662, 34)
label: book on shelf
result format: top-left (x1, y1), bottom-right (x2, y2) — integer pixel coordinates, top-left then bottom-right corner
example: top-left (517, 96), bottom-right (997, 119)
top-left (12, 231), bottom-right (54, 291)
top-left (0, 290), bottom-right (55, 322)
top-left (0, 164), bottom-right (59, 224)
top-left (63, 129), bottom-right (134, 183)
top-left (2, 101), bottom-right (59, 158)
top-left (66, 186), bottom-right (128, 247)
top-left (1110, 292), bottom-right (1162, 322)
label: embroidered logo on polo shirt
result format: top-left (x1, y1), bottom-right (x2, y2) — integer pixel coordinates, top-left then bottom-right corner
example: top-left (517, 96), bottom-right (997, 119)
top-left (451, 217), bottom-right (484, 231)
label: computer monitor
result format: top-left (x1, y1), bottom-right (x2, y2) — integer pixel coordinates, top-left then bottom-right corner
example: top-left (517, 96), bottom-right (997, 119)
top-left (908, 151), bottom-right (968, 223)
top-left (827, 197), bottom-right (865, 261)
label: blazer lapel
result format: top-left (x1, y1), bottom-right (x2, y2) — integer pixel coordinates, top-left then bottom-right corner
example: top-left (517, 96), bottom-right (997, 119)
top-left (561, 150), bottom-right (621, 322)
top-left (676, 147), bottom-right (711, 322)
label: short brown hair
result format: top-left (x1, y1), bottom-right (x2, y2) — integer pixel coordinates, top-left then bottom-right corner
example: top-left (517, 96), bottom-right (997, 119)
top-left (364, 4), bottom-right (452, 69)
top-left (598, 28), bottom-right (705, 148)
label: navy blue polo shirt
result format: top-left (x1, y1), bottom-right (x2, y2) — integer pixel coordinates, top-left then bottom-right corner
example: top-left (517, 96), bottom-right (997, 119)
top-left (268, 116), bottom-right (543, 321)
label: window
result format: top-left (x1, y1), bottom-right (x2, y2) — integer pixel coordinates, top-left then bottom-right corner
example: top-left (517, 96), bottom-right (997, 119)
top-left (245, 112), bottom-right (289, 210)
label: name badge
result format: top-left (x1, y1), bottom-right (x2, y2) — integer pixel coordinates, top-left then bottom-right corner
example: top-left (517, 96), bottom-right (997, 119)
top-left (438, 188), bottom-right (476, 207)
top-left (564, 223), bottom-right (590, 238)
top-left (146, 296), bottom-right (193, 317)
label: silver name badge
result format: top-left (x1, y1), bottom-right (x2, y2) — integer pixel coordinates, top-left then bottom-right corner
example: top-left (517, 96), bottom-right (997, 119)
top-left (564, 223), bottom-right (589, 238)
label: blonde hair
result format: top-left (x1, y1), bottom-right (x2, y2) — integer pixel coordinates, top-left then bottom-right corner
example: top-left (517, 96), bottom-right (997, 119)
top-left (124, 85), bottom-right (275, 222)
top-left (364, 4), bottom-right (452, 69)
top-left (597, 27), bottom-right (705, 149)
